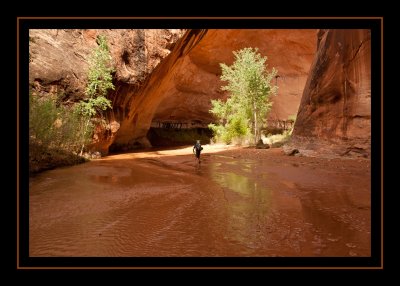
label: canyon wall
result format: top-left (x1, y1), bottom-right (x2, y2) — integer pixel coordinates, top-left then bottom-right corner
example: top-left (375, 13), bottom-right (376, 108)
top-left (110, 29), bottom-right (317, 151)
top-left (29, 29), bottom-right (317, 154)
top-left (29, 29), bottom-right (185, 153)
top-left (150, 29), bottom-right (317, 127)
top-left (289, 29), bottom-right (371, 158)
top-left (30, 29), bottom-right (185, 98)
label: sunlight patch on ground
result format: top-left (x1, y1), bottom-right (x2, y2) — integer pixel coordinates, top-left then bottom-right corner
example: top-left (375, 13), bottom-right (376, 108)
top-left (101, 144), bottom-right (241, 161)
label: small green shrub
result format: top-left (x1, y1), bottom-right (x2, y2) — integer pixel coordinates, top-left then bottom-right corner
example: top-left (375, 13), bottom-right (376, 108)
top-left (29, 92), bottom-right (93, 153)
top-left (209, 115), bottom-right (248, 144)
top-left (29, 93), bottom-right (58, 147)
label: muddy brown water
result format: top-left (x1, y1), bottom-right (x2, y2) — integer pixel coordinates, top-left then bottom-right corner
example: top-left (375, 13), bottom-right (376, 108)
top-left (29, 146), bottom-right (370, 257)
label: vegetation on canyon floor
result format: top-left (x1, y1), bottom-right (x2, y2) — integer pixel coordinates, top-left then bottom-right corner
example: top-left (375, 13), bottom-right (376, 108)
top-left (208, 47), bottom-right (278, 145)
top-left (29, 35), bottom-right (114, 173)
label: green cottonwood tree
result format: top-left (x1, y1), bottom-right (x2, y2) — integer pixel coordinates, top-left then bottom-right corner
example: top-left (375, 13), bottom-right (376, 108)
top-left (209, 47), bottom-right (278, 144)
top-left (77, 35), bottom-right (114, 155)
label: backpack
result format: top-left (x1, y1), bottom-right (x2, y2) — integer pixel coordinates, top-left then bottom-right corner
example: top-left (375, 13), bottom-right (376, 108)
top-left (195, 142), bottom-right (203, 151)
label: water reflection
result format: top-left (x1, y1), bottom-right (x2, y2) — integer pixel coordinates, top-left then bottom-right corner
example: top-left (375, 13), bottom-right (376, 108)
top-left (210, 162), bottom-right (272, 254)
top-left (29, 150), bottom-right (371, 257)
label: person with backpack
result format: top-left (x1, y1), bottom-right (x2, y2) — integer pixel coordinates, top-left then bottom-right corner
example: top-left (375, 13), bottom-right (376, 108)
top-left (193, 140), bottom-right (203, 165)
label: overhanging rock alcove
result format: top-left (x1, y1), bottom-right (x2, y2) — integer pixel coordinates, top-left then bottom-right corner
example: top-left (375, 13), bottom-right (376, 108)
top-left (108, 29), bottom-right (317, 151)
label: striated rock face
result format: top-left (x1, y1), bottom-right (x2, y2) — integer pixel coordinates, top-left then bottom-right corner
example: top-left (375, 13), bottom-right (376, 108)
top-left (152, 29), bottom-right (317, 125)
top-left (108, 30), bottom-right (209, 150)
top-left (110, 29), bottom-right (317, 151)
top-left (29, 29), bottom-right (185, 153)
top-left (29, 29), bottom-right (316, 154)
top-left (290, 29), bottom-right (371, 158)
top-left (29, 28), bottom-right (372, 158)
top-left (30, 29), bottom-right (185, 97)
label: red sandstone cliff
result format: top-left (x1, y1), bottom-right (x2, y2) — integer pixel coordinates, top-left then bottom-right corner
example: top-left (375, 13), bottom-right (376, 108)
top-left (29, 29), bottom-right (185, 153)
top-left (110, 29), bottom-right (317, 151)
top-left (289, 29), bottom-right (371, 158)
top-left (29, 29), bottom-right (185, 96)
top-left (152, 29), bottom-right (316, 124)
top-left (29, 29), bottom-right (317, 154)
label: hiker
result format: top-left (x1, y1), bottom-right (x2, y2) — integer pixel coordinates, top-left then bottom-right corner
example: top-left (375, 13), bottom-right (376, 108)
top-left (193, 140), bottom-right (203, 164)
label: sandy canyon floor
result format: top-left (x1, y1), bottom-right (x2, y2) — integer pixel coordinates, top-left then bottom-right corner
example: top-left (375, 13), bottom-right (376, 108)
top-left (29, 145), bottom-right (371, 257)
